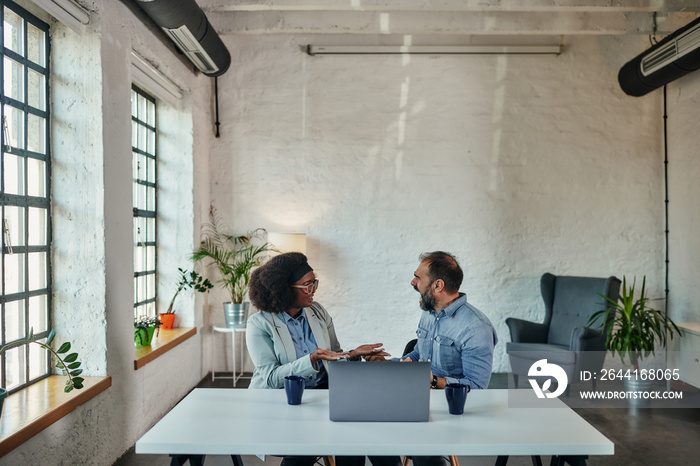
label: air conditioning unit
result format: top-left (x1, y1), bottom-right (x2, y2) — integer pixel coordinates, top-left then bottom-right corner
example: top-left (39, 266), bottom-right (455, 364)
top-left (618, 16), bottom-right (700, 96)
top-left (134, 0), bottom-right (230, 77)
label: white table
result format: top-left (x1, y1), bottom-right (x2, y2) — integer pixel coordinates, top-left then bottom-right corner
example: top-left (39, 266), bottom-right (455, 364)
top-left (211, 326), bottom-right (249, 387)
top-left (136, 389), bottom-right (613, 459)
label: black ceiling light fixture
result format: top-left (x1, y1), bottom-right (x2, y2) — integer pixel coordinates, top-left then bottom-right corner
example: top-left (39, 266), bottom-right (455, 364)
top-left (618, 16), bottom-right (700, 97)
top-left (133, 0), bottom-right (230, 77)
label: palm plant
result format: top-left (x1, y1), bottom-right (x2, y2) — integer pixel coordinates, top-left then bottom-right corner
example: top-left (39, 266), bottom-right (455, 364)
top-left (191, 206), bottom-right (274, 304)
top-left (589, 276), bottom-right (681, 372)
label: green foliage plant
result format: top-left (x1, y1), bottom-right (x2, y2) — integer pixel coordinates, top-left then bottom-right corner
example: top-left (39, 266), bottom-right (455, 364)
top-left (191, 206), bottom-right (274, 304)
top-left (165, 268), bottom-right (214, 314)
top-left (134, 315), bottom-right (160, 345)
top-left (0, 329), bottom-right (84, 393)
top-left (589, 276), bottom-right (681, 372)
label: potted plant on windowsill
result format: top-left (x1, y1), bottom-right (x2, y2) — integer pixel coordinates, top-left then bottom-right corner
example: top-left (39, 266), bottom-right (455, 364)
top-left (160, 268), bottom-right (213, 329)
top-left (191, 205), bottom-right (274, 328)
top-left (134, 315), bottom-right (160, 346)
top-left (589, 276), bottom-right (682, 404)
top-left (0, 329), bottom-right (83, 416)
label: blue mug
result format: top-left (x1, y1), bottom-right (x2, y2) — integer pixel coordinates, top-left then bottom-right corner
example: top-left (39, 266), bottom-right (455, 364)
top-left (284, 375), bottom-right (305, 405)
top-left (445, 383), bottom-right (470, 415)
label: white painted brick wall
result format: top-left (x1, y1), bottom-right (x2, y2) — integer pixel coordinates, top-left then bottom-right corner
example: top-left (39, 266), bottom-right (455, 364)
top-left (668, 74), bottom-right (700, 324)
top-left (211, 34), bottom-right (678, 373)
top-left (2, 1), bottom-right (212, 465)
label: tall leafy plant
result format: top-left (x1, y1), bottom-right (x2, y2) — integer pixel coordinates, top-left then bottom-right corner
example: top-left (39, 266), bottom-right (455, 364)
top-left (191, 206), bottom-right (274, 304)
top-left (165, 268), bottom-right (213, 314)
top-left (589, 276), bottom-right (681, 372)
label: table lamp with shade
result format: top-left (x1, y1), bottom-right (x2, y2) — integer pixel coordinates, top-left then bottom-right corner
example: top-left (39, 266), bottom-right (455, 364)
top-left (267, 232), bottom-right (307, 255)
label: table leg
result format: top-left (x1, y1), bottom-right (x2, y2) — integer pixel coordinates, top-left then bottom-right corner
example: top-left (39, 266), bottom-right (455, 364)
top-left (494, 457), bottom-right (508, 466)
top-left (232, 329), bottom-right (237, 387)
top-left (211, 329), bottom-right (216, 382)
top-left (550, 456), bottom-right (587, 466)
top-left (170, 454), bottom-right (205, 466)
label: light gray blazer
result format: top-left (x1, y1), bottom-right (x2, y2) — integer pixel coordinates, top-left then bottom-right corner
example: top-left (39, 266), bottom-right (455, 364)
top-left (246, 302), bottom-right (343, 389)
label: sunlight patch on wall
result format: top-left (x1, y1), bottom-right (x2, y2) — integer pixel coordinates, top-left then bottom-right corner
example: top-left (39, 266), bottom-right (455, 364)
top-left (490, 55), bottom-right (508, 193)
top-left (402, 35), bottom-right (413, 66)
top-left (395, 150), bottom-right (404, 180)
top-left (380, 13), bottom-right (390, 34)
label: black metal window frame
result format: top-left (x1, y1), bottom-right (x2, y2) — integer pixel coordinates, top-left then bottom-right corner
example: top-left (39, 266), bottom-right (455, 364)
top-left (1, 0), bottom-right (52, 394)
top-left (132, 85), bottom-right (157, 320)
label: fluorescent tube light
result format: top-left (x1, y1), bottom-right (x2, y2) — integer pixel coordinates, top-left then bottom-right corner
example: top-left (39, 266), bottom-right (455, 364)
top-left (307, 45), bottom-right (562, 56)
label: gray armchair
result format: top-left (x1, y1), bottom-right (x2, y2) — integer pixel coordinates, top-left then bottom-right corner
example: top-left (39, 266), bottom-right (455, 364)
top-left (506, 273), bottom-right (621, 390)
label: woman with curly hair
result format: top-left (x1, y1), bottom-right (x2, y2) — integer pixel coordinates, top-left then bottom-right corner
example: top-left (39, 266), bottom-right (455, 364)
top-left (246, 252), bottom-right (388, 390)
top-left (246, 252), bottom-right (399, 466)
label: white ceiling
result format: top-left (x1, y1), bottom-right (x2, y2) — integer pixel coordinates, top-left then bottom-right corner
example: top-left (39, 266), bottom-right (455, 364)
top-left (199, 0), bottom-right (700, 40)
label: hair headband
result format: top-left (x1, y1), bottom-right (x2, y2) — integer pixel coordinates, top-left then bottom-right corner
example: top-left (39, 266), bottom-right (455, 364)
top-left (288, 262), bottom-right (313, 285)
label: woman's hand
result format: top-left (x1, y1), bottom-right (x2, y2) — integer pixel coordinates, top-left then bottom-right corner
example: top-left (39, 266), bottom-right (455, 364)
top-left (310, 348), bottom-right (349, 368)
top-left (348, 343), bottom-right (390, 361)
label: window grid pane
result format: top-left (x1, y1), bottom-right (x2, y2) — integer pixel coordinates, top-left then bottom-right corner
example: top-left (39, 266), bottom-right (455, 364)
top-left (1, 2), bottom-right (51, 394)
top-left (132, 85), bottom-right (157, 320)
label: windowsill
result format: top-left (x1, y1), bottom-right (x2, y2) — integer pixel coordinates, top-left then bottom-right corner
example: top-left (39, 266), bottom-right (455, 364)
top-left (0, 375), bottom-right (112, 457)
top-left (134, 327), bottom-right (197, 370)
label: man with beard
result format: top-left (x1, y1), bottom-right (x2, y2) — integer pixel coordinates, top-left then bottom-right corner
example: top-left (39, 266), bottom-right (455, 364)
top-left (402, 251), bottom-right (498, 391)
top-left (365, 252), bottom-right (498, 466)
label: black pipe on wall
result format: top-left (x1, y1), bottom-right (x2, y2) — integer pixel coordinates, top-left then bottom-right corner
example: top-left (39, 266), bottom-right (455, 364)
top-left (134, 0), bottom-right (230, 77)
top-left (618, 16), bottom-right (700, 97)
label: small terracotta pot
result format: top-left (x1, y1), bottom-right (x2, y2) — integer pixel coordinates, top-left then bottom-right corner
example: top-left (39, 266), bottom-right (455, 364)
top-left (159, 313), bottom-right (175, 330)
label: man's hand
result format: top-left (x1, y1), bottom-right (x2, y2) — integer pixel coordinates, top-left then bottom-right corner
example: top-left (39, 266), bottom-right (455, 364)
top-left (429, 370), bottom-right (445, 389)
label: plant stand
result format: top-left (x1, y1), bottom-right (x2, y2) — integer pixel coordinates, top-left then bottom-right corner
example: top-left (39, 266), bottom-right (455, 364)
top-left (211, 326), bottom-right (249, 387)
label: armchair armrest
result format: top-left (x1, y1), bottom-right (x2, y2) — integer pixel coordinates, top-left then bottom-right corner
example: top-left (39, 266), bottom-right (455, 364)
top-left (570, 326), bottom-right (606, 352)
top-left (506, 317), bottom-right (548, 343)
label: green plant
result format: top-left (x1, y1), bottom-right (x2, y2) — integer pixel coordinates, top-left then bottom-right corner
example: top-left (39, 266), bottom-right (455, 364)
top-left (134, 315), bottom-right (160, 345)
top-left (589, 276), bottom-right (681, 371)
top-left (165, 268), bottom-right (214, 314)
top-left (191, 206), bottom-right (274, 304)
top-left (0, 329), bottom-right (84, 393)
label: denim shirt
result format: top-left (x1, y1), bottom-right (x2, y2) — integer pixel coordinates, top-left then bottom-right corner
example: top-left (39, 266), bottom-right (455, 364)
top-left (403, 293), bottom-right (498, 389)
top-left (284, 309), bottom-right (327, 388)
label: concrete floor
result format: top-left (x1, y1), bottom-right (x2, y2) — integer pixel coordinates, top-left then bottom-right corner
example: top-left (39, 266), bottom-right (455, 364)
top-left (115, 373), bottom-right (700, 466)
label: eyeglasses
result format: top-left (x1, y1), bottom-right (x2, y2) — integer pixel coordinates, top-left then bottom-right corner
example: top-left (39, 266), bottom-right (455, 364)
top-left (290, 279), bottom-right (319, 294)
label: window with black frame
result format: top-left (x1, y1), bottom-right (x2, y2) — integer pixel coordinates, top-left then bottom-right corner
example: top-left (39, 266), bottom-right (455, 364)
top-left (1, 0), bottom-right (52, 394)
top-left (131, 85), bottom-right (157, 320)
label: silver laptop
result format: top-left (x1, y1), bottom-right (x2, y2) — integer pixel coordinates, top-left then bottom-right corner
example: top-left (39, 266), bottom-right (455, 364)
top-left (327, 361), bottom-right (431, 422)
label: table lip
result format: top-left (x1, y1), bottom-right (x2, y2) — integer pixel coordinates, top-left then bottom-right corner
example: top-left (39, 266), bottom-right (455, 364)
top-left (136, 388), bottom-right (614, 457)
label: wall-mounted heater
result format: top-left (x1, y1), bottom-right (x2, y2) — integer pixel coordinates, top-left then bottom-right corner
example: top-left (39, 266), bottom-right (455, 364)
top-left (133, 0), bottom-right (230, 77)
top-left (618, 16), bottom-right (700, 97)
top-left (307, 45), bottom-right (562, 55)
